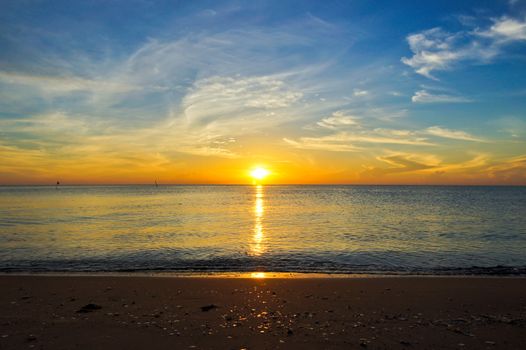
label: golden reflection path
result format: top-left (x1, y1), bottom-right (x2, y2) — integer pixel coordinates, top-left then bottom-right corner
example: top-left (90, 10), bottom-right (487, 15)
top-left (250, 184), bottom-right (265, 256)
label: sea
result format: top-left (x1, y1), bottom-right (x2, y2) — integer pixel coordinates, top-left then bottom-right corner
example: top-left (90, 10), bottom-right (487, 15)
top-left (1, 185), bottom-right (525, 275)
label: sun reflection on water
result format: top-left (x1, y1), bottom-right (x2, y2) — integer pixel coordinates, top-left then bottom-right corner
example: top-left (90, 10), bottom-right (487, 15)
top-left (250, 185), bottom-right (265, 256)
top-left (250, 272), bottom-right (267, 279)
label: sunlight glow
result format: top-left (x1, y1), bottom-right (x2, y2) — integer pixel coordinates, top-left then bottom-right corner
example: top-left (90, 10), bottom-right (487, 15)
top-left (250, 167), bottom-right (270, 180)
top-left (251, 272), bottom-right (267, 279)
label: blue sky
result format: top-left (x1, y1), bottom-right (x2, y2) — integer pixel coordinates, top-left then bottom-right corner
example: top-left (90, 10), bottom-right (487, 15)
top-left (1, 0), bottom-right (526, 184)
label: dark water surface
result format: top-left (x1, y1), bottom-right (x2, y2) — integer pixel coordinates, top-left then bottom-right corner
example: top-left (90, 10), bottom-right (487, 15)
top-left (1, 185), bottom-right (525, 275)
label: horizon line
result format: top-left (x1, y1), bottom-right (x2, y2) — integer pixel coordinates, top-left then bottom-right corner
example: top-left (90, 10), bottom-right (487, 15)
top-left (1, 183), bottom-right (525, 187)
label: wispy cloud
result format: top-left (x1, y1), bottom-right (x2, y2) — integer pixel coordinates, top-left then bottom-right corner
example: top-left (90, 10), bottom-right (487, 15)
top-left (182, 75), bottom-right (303, 133)
top-left (373, 128), bottom-right (416, 137)
top-left (377, 153), bottom-right (439, 173)
top-left (358, 152), bottom-right (440, 179)
top-left (355, 149), bottom-right (526, 184)
top-left (487, 154), bottom-right (526, 183)
top-left (0, 71), bottom-right (139, 96)
top-left (316, 111), bottom-right (360, 129)
top-left (353, 88), bottom-right (369, 97)
top-left (283, 135), bottom-right (361, 152)
top-left (433, 154), bottom-right (489, 173)
top-left (402, 16), bottom-right (526, 79)
top-left (286, 113), bottom-right (485, 154)
top-left (284, 130), bottom-right (434, 152)
top-left (0, 20), bottom-right (345, 162)
top-left (359, 151), bottom-right (494, 181)
top-left (488, 116), bottom-right (526, 138)
top-left (425, 126), bottom-right (484, 142)
top-left (411, 89), bottom-right (472, 103)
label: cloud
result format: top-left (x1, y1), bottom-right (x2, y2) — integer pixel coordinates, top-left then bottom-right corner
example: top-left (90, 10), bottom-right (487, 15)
top-left (401, 28), bottom-right (474, 79)
top-left (0, 109), bottom-right (241, 167)
top-left (487, 155), bottom-right (526, 183)
top-left (355, 150), bottom-right (526, 184)
top-left (373, 128), bottom-right (416, 137)
top-left (316, 111), bottom-right (360, 129)
top-left (359, 152), bottom-right (495, 181)
top-left (186, 75), bottom-right (302, 110)
top-left (353, 88), bottom-right (369, 97)
top-left (0, 17), bottom-right (342, 118)
top-left (180, 74), bottom-right (304, 138)
top-left (433, 154), bottom-right (489, 172)
top-left (0, 71), bottom-right (139, 96)
top-left (284, 130), bottom-right (434, 152)
top-left (358, 152), bottom-right (440, 180)
top-left (425, 126), bottom-right (484, 142)
top-left (283, 135), bottom-right (361, 152)
top-left (401, 16), bottom-right (526, 79)
top-left (377, 154), bottom-right (438, 173)
top-left (411, 89), bottom-right (472, 103)
top-left (200, 9), bottom-right (217, 17)
top-left (488, 116), bottom-right (526, 138)
top-left (477, 16), bottom-right (526, 42)
top-left (0, 22), bottom-right (341, 162)
top-left (3, 10), bottom-right (417, 180)
top-left (365, 107), bottom-right (409, 121)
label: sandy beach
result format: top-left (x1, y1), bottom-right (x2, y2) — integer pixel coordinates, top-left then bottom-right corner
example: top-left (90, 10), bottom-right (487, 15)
top-left (0, 275), bottom-right (525, 349)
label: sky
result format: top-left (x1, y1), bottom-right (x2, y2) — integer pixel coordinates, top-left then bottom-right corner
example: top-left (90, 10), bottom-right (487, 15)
top-left (1, 0), bottom-right (526, 185)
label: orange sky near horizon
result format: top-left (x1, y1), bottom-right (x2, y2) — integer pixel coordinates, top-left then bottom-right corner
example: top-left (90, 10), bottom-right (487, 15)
top-left (2, 145), bottom-right (525, 185)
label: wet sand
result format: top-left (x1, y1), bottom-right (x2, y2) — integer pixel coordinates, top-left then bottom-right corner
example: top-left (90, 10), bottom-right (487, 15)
top-left (1, 275), bottom-right (525, 349)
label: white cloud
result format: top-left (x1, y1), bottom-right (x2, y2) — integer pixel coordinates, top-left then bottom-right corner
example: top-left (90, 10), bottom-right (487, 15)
top-left (346, 134), bottom-right (433, 146)
top-left (0, 71), bottom-right (138, 96)
top-left (401, 28), bottom-right (470, 79)
top-left (200, 9), bottom-right (217, 17)
top-left (425, 126), bottom-right (484, 142)
top-left (411, 89), bottom-right (472, 103)
top-left (402, 16), bottom-right (526, 79)
top-left (353, 88), bottom-right (369, 97)
top-left (316, 111), bottom-right (359, 129)
top-left (283, 135), bottom-right (361, 152)
top-left (181, 75), bottom-right (303, 134)
top-left (284, 130), bottom-right (434, 152)
top-left (373, 128), bottom-right (415, 137)
top-left (478, 16), bottom-right (526, 42)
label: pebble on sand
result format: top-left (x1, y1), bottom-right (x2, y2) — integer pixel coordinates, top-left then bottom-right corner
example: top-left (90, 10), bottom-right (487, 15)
top-left (77, 303), bottom-right (102, 313)
top-left (200, 304), bottom-right (218, 312)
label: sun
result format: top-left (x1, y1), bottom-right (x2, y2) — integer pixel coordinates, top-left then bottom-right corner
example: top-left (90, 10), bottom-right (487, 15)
top-left (250, 167), bottom-right (270, 180)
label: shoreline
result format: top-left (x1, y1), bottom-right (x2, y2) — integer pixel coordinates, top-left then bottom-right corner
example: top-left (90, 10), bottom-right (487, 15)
top-left (1, 275), bottom-right (525, 349)
top-left (1, 271), bottom-right (526, 279)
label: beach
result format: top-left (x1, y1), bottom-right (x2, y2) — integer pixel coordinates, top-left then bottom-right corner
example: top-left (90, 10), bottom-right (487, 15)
top-left (1, 275), bottom-right (525, 349)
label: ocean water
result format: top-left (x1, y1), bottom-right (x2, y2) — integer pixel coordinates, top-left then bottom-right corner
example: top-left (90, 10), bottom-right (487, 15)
top-left (0, 185), bottom-right (525, 275)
